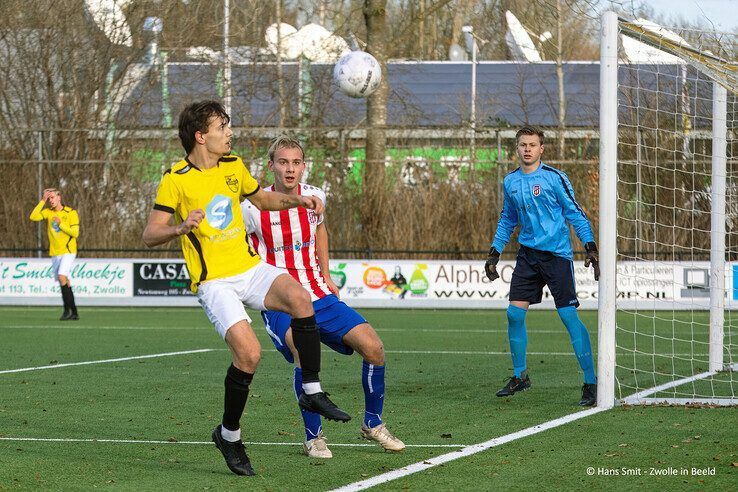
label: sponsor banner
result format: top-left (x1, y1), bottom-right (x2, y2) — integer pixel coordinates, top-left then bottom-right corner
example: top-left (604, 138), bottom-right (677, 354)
top-left (133, 261), bottom-right (193, 297)
top-left (0, 258), bottom-right (132, 297)
top-left (0, 257), bottom-right (735, 309)
top-left (328, 259), bottom-right (738, 308)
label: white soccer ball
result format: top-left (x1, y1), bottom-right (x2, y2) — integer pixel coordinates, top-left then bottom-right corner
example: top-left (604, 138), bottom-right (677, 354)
top-left (333, 51), bottom-right (382, 98)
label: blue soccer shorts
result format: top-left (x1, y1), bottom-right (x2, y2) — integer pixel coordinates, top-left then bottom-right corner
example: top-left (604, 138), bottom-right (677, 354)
top-left (508, 246), bottom-right (580, 308)
top-left (261, 294), bottom-right (367, 363)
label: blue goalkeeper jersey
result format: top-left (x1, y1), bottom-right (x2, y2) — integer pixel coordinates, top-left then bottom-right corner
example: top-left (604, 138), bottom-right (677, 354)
top-left (492, 162), bottom-right (594, 260)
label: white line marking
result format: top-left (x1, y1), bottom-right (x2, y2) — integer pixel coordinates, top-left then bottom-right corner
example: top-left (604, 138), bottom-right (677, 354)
top-left (0, 437), bottom-right (464, 448)
top-left (386, 350), bottom-right (573, 355)
top-left (2, 326), bottom-right (204, 330)
top-left (4, 325), bottom-right (732, 337)
top-left (330, 407), bottom-right (608, 492)
top-left (0, 349), bottom-right (215, 374)
top-left (621, 397), bottom-right (737, 406)
top-left (621, 362), bottom-right (738, 405)
top-left (1, 348), bottom-right (713, 375)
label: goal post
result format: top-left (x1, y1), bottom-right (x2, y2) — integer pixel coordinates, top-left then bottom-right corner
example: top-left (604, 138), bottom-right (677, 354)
top-left (597, 10), bottom-right (619, 410)
top-left (710, 82), bottom-right (727, 374)
top-left (598, 12), bottom-right (737, 407)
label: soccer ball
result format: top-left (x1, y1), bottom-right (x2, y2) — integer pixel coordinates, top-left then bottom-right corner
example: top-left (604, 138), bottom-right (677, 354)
top-left (333, 51), bottom-right (382, 98)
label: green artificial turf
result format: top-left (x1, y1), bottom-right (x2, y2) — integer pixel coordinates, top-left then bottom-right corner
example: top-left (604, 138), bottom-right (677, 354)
top-left (0, 307), bottom-right (735, 490)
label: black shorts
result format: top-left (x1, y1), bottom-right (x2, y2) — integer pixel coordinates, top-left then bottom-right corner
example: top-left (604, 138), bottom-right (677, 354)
top-left (508, 246), bottom-right (579, 309)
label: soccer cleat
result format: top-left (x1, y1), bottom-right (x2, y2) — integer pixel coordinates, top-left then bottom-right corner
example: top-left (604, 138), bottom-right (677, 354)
top-left (495, 374), bottom-right (531, 397)
top-left (211, 425), bottom-right (255, 476)
top-left (298, 392), bottom-right (351, 422)
top-left (361, 423), bottom-right (405, 452)
top-left (60, 310), bottom-right (73, 321)
top-left (303, 432), bottom-right (333, 458)
top-left (579, 383), bottom-right (597, 406)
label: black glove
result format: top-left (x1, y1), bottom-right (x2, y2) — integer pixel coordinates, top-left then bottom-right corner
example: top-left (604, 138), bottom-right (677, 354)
top-left (484, 246), bottom-right (501, 281)
top-left (584, 242), bottom-right (600, 281)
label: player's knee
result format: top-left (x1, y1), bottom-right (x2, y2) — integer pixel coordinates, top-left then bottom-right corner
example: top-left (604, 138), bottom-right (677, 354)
top-left (58, 275), bottom-right (69, 286)
top-left (363, 339), bottom-right (385, 365)
top-left (507, 304), bottom-right (527, 324)
top-left (296, 287), bottom-right (311, 306)
top-left (233, 344), bottom-right (261, 372)
top-left (287, 286), bottom-right (312, 316)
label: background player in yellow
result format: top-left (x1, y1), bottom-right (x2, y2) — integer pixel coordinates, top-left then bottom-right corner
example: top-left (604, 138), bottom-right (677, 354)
top-left (29, 188), bottom-right (80, 320)
top-left (142, 100), bottom-right (349, 477)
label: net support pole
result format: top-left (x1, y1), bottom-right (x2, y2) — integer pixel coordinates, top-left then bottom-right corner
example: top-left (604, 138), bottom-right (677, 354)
top-left (597, 11), bottom-right (619, 409)
top-left (709, 82), bottom-right (727, 373)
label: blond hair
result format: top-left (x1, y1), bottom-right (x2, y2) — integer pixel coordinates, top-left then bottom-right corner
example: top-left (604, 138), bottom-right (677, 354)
top-left (268, 135), bottom-right (304, 162)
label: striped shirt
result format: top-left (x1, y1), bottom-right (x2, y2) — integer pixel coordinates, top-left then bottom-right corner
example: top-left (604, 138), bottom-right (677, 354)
top-left (241, 184), bottom-right (332, 300)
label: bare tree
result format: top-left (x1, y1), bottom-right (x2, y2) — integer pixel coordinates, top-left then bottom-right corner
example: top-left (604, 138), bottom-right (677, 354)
top-left (362, 0), bottom-right (389, 247)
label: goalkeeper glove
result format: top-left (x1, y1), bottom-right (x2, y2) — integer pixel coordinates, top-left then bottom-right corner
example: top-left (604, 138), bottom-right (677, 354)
top-left (484, 246), bottom-right (501, 282)
top-left (584, 242), bottom-right (600, 281)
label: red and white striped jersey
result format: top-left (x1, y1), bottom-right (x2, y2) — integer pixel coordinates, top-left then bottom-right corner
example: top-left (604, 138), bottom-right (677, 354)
top-left (241, 184), bottom-right (332, 301)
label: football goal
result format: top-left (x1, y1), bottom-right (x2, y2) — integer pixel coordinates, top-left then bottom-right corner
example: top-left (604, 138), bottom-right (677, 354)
top-left (598, 12), bottom-right (737, 407)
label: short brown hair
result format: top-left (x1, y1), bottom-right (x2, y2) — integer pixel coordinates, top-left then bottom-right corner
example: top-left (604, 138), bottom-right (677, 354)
top-left (178, 100), bottom-right (230, 154)
top-left (516, 126), bottom-right (544, 145)
top-left (268, 135), bottom-right (304, 162)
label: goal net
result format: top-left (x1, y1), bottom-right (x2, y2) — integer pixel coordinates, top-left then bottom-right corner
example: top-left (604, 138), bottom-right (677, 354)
top-left (598, 13), bottom-right (737, 407)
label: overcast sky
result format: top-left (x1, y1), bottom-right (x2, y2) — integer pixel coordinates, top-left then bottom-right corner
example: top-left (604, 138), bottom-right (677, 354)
top-left (603, 0), bottom-right (738, 32)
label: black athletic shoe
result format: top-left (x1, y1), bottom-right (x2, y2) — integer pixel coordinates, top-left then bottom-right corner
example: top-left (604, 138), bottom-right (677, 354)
top-left (495, 374), bottom-right (531, 397)
top-left (298, 392), bottom-right (351, 422)
top-left (579, 383), bottom-right (597, 406)
top-left (60, 310), bottom-right (72, 321)
top-left (211, 425), bottom-right (255, 476)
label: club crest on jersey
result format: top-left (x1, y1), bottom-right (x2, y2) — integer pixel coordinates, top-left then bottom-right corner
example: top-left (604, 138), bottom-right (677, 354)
top-left (532, 184), bottom-right (541, 197)
top-left (307, 210), bottom-right (318, 224)
top-left (225, 174), bottom-right (239, 193)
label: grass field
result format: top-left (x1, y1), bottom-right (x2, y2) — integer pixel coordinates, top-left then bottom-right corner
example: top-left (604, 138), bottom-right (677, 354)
top-left (0, 307), bottom-right (735, 490)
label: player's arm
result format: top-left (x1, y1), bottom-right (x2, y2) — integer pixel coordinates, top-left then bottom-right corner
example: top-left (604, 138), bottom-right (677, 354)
top-left (316, 222), bottom-right (340, 296)
top-left (554, 172), bottom-right (599, 279)
top-left (246, 187), bottom-right (324, 215)
top-left (144, 171), bottom-right (204, 247)
top-left (485, 186), bottom-right (518, 281)
top-left (29, 201), bottom-right (46, 221)
top-left (491, 186), bottom-right (518, 254)
top-left (29, 189), bottom-right (53, 221)
top-left (142, 209), bottom-right (204, 247)
top-left (555, 172), bottom-right (595, 245)
top-left (57, 211), bottom-right (80, 238)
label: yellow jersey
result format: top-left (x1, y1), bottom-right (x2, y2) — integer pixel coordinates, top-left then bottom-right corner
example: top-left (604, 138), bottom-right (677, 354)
top-left (29, 202), bottom-right (79, 256)
top-left (154, 155), bottom-right (262, 292)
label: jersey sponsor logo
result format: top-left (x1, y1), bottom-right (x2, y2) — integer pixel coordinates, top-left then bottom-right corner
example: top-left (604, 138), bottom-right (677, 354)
top-left (206, 194), bottom-right (233, 230)
top-left (225, 174), bottom-right (239, 193)
top-left (51, 221), bottom-right (61, 233)
top-left (533, 184), bottom-right (541, 196)
top-left (267, 238), bottom-right (315, 254)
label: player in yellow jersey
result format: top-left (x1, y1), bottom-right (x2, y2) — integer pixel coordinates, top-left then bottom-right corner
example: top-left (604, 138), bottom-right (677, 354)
top-left (29, 188), bottom-right (80, 320)
top-left (142, 100), bottom-right (349, 477)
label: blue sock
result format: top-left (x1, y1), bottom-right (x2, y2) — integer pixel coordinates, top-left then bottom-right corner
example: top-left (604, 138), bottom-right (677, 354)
top-left (557, 306), bottom-right (597, 384)
top-left (507, 305), bottom-right (528, 377)
top-left (294, 367), bottom-right (322, 441)
top-left (362, 361), bottom-right (385, 428)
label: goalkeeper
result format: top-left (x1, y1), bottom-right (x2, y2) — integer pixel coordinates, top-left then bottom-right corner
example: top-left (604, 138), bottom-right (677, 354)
top-left (485, 126), bottom-right (599, 406)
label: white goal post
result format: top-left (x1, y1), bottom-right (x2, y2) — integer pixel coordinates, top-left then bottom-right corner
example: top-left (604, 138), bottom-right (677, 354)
top-left (598, 11), bottom-right (737, 408)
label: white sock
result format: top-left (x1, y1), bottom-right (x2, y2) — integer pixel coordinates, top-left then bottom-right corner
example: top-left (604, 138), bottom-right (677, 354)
top-left (302, 382), bottom-right (322, 395)
top-left (220, 426), bottom-right (241, 442)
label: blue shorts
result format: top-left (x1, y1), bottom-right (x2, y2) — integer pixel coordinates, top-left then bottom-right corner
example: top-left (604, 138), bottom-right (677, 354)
top-left (261, 294), bottom-right (367, 363)
top-left (509, 246), bottom-right (579, 309)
